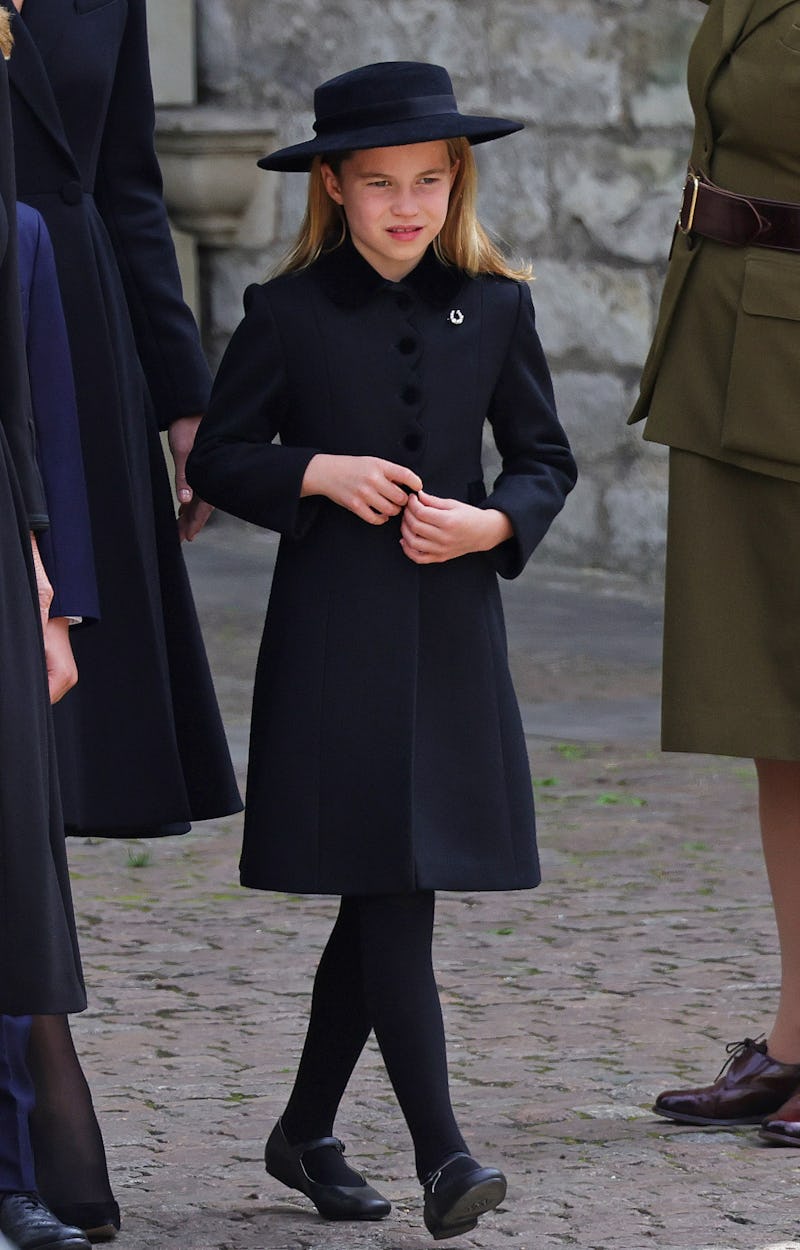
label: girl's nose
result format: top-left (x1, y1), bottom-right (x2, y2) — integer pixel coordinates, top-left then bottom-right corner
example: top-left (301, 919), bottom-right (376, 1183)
top-left (391, 187), bottom-right (417, 216)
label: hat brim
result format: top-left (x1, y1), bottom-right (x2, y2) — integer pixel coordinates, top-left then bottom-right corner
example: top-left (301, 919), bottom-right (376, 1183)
top-left (258, 113), bottom-right (523, 171)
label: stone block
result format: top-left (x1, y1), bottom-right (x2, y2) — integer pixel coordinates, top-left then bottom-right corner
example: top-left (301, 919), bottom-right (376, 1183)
top-left (205, 250), bottom-right (272, 365)
top-left (475, 132), bottom-right (550, 252)
top-left (543, 476), bottom-right (605, 568)
top-left (488, 0), bottom-right (623, 126)
top-left (605, 457), bottom-right (668, 576)
top-left (552, 139), bottom-right (686, 263)
top-left (196, 0), bottom-right (248, 100)
top-left (531, 261), bottom-right (653, 369)
top-left (199, 0), bottom-right (487, 110)
top-left (632, 82), bottom-right (693, 130)
top-left (146, 0), bottom-right (195, 106)
top-left (552, 370), bottom-right (632, 462)
top-left (170, 226), bottom-right (200, 319)
top-left (624, 0), bottom-right (702, 129)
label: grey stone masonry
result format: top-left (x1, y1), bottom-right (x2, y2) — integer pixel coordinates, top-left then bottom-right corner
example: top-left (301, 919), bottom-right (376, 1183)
top-left (185, 0), bottom-right (704, 578)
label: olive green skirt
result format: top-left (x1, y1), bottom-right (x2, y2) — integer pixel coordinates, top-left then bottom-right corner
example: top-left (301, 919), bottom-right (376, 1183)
top-left (663, 449), bottom-right (800, 760)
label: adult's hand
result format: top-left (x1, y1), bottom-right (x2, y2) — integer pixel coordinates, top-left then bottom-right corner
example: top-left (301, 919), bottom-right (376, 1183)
top-left (302, 454), bottom-right (423, 525)
top-left (30, 533), bottom-right (53, 635)
top-left (44, 617), bottom-right (78, 704)
top-left (168, 415), bottom-right (214, 542)
top-left (400, 490), bottom-right (513, 564)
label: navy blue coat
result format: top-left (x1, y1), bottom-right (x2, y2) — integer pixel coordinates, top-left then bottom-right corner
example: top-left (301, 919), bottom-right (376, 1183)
top-left (3, 0), bottom-right (241, 835)
top-left (18, 202), bottom-right (98, 622)
top-left (0, 55), bottom-right (84, 1016)
top-left (189, 241), bottom-right (577, 895)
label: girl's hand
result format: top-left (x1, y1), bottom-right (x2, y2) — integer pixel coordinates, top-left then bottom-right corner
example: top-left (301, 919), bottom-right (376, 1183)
top-left (44, 616), bottom-right (78, 704)
top-left (400, 490), bottom-right (513, 564)
top-left (302, 454), bottom-right (423, 525)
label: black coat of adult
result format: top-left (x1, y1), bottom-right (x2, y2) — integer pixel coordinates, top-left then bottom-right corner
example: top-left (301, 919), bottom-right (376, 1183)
top-left (0, 53), bottom-right (84, 1015)
top-left (2, 0), bottom-right (241, 835)
top-left (189, 240), bottom-right (577, 895)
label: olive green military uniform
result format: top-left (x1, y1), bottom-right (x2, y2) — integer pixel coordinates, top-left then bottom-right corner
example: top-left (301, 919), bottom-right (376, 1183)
top-left (631, 0), bottom-right (800, 758)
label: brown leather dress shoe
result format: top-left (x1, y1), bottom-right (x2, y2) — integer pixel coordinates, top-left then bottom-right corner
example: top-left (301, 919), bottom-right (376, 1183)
top-left (654, 1037), bottom-right (800, 1126)
top-left (759, 1087), bottom-right (800, 1145)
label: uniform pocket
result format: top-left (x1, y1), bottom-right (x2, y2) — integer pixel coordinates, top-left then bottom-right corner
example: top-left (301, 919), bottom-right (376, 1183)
top-left (720, 251), bottom-right (800, 466)
top-left (780, 20), bottom-right (800, 52)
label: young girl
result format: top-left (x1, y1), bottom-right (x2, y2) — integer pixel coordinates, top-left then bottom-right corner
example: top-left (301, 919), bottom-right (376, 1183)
top-left (188, 60), bottom-right (577, 1241)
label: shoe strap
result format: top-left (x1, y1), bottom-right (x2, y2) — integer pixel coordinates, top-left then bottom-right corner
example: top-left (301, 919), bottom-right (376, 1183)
top-left (424, 1152), bottom-right (472, 1192)
top-left (291, 1134), bottom-right (345, 1157)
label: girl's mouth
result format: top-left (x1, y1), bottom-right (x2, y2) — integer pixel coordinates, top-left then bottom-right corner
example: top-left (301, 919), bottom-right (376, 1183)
top-left (387, 226), bottom-right (424, 238)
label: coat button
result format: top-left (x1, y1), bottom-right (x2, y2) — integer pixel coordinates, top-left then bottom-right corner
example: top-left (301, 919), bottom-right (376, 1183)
top-left (401, 431), bottom-right (422, 452)
top-left (401, 385), bottom-right (421, 405)
top-left (396, 336), bottom-right (417, 355)
top-left (60, 180), bottom-right (83, 205)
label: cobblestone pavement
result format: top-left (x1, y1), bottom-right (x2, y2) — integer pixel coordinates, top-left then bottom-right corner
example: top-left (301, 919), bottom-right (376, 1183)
top-left (64, 523), bottom-right (800, 1250)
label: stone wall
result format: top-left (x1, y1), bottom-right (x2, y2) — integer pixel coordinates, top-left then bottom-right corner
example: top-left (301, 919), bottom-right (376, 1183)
top-left (181, 0), bottom-right (705, 578)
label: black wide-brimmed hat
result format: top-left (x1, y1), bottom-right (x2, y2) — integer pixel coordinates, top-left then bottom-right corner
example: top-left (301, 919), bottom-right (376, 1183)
top-left (259, 61), bottom-right (523, 172)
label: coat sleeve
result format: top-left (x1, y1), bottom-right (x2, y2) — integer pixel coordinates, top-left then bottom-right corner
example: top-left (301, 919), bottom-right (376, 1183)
top-left (0, 59), bottom-right (46, 532)
top-left (18, 205), bottom-right (99, 622)
top-left (94, 0), bottom-right (211, 429)
top-left (482, 282), bottom-right (577, 579)
top-left (187, 283), bottom-right (321, 537)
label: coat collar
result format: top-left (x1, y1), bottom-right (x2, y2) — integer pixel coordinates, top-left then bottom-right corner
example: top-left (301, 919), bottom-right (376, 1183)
top-left (313, 234), bottom-right (468, 310)
top-left (696, 0), bottom-right (797, 127)
top-left (2, 1), bottom-right (79, 174)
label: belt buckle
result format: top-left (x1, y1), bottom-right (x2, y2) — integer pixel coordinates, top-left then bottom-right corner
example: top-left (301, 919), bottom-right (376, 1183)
top-left (678, 173), bottom-right (700, 234)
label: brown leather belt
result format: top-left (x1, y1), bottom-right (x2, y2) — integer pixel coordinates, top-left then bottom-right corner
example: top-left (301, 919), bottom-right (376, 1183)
top-left (678, 170), bottom-right (800, 252)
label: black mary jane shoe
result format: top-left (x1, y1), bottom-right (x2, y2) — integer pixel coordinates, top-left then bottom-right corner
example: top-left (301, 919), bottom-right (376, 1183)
top-left (423, 1153), bottom-right (507, 1241)
top-left (264, 1120), bottom-right (391, 1221)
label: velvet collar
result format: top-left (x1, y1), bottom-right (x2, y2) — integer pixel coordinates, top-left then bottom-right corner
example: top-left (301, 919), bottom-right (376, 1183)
top-left (313, 235), bottom-right (468, 310)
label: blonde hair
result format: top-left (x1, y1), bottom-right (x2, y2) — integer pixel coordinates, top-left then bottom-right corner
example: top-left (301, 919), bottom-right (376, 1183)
top-left (0, 11), bottom-right (13, 59)
top-left (276, 137), bottom-right (531, 281)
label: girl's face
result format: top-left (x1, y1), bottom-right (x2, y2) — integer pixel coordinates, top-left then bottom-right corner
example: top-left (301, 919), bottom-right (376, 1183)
top-left (320, 141), bottom-right (458, 281)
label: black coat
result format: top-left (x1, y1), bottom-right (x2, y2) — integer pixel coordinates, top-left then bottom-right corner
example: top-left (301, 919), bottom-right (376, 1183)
top-left (0, 56), bottom-right (84, 1015)
top-left (189, 241), bottom-right (577, 894)
top-left (3, 0), bottom-right (241, 835)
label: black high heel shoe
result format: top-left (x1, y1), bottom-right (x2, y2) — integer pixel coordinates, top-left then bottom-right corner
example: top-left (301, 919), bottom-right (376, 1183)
top-left (423, 1153), bottom-right (507, 1241)
top-left (264, 1120), bottom-right (391, 1221)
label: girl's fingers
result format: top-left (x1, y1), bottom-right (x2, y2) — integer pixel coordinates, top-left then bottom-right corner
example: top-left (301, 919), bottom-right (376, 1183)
top-left (391, 465), bottom-right (424, 494)
top-left (402, 523), bottom-right (440, 548)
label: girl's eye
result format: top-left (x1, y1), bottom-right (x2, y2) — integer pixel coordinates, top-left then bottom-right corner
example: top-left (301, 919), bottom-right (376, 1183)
top-left (367, 179), bottom-right (391, 188)
top-left (419, 177), bottom-right (441, 185)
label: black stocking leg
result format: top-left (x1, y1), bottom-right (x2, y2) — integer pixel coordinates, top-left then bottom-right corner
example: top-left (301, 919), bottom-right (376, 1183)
top-left (278, 892), bottom-right (467, 1185)
top-left (357, 892), bottom-right (467, 1181)
top-left (280, 898), bottom-right (373, 1185)
top-left (26, 1014), bottom-right (118, 1231)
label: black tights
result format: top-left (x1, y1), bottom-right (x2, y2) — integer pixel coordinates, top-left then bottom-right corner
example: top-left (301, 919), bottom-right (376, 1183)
top-left (26, 1014), bottom-right (116, 1223)
top-left (281, 891), bottom-right (467, 1182)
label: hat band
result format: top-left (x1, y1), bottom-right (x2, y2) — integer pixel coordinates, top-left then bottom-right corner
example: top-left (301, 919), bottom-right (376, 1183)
top-left (313, 93), bottom-right (457, 138)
